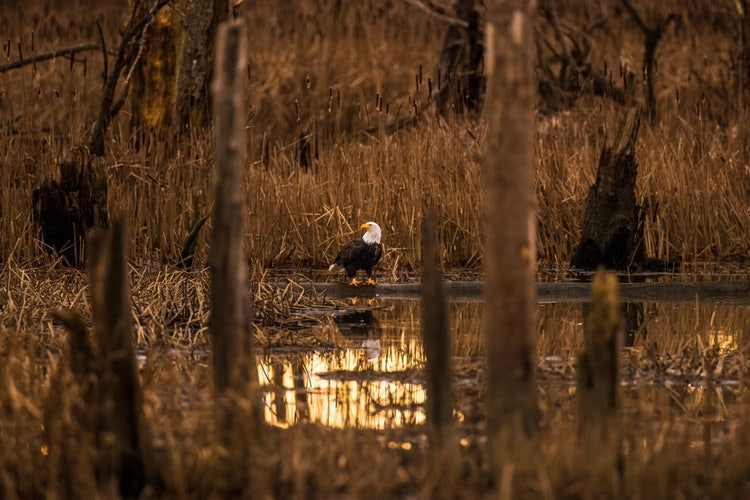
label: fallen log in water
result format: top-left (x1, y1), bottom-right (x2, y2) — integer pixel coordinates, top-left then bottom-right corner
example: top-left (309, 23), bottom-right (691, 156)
top-left (287, 280), bottom-right (750, 304)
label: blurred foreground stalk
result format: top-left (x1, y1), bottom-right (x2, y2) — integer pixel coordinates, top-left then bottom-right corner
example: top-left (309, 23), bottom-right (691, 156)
top-left (421, 209), bottom-right (458, 497)
top-left (483, 0), bottom-right (539, 479)
top-left (53, 219), bottom-right (149, 497)
top-left (578, 268), bottom-right (623, 495)
top-left (208, 18), bottom-right (259, 494)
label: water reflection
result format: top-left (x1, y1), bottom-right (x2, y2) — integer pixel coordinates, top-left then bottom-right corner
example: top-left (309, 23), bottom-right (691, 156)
top-left (257, 296), bottom-right (750, 430)
top-left (258, 299), bottom-right (426, 428)
top-left (333, 307), bottom-right (382, 361)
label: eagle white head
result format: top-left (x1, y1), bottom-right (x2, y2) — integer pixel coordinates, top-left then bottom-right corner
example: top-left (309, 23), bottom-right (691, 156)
top-left (361, 222), bottom-right (381, 245)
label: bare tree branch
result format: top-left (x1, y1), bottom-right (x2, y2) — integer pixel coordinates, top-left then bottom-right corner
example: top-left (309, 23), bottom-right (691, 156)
top-left (89, 0), bottom-right (170, 156)
top-left (404, 0), bottom-right (469, 28)
top-left (0, 43), bottom-right (99, 73)
top-left (96, 20), bottom-right (108, 86)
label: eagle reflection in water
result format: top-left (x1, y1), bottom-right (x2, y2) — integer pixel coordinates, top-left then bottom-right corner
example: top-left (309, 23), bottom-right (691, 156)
top-left (333, 307), bottom-right (383, 361)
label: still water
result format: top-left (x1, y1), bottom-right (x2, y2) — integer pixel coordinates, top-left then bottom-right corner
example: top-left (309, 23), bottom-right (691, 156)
top-left (257, 296), bottom-right (750, 430)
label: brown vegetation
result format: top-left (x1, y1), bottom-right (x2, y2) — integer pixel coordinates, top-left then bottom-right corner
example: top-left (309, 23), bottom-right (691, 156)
top-left (1, 263), bottom-right (750, 497)
top-left (2, 0), bottom-right (750, 271)
top-left (3, 0), bottom-right (750, 497)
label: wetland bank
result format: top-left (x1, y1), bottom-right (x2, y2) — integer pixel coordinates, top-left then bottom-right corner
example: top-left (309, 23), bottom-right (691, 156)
top-left (5, 0), bottom-right (750, 498)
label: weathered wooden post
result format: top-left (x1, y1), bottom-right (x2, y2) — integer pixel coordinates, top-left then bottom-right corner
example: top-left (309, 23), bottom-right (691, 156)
top-left (578, 268), bottom-right (623, 494)
top-left (483, 0), bottom-right (539, 468)
top-left (208, 18), bottom-right (257, 490)
top-left (421, 209), bottom-right (457, 497)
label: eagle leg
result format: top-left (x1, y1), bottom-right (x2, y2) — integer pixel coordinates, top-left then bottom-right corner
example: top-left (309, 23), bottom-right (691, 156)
top-left (365, 278), bottom-right (377, 286)
top-left (348, 278), bottom-right (361, 287)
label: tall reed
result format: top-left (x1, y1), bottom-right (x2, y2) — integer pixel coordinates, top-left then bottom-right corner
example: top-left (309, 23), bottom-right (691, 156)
top-left (2, 1), bottom-right (750, 273)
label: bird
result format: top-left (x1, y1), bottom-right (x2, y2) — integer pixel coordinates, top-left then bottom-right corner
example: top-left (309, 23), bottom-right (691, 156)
top-left (328, 222), bottom-right (383, 286)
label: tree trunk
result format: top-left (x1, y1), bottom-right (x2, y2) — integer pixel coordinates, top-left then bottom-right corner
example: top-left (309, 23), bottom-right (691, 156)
top-left (51, 220), bottom-right (150, 498)
top-left (129, 0), bottom-right (179, 141)
top-left (88, 219), bottom-right (147, 498)
top-left (743, 1), bottom-right (750, 111)
top-left (210, 19), bottom-right (253, 398)
top-left (173, 0), bottom-right (229, 135)
top-left (483, 0), bottom-right (539, 457)
top-left (433, 0), bottom-right (486, 116)
top-left (129, 0), bottom-right (229, 145)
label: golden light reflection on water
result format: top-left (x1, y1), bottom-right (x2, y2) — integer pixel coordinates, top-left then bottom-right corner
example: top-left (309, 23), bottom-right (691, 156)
top-left (258, 346), bottom-right (427, 429)
top-left (255, 297), bottom-right (750, 430)
top-left (258, 300), bottom-right (429, 429)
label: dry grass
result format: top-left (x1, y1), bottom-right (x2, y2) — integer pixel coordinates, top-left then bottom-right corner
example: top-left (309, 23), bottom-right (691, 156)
top-left (3, 262), bottom-right (750, 497)
top-left (3, 0), bottom-right (750, 497)
top-left (2, 1), bottom-right (750, 273)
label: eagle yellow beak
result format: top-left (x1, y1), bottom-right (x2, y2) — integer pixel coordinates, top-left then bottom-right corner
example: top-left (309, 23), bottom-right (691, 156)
top-left (360, 223), bottom-right (370, 230)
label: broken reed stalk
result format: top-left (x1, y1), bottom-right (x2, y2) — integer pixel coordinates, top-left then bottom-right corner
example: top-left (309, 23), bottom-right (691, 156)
top-left (578, 268), bottom-right (623, 493)
top-left (88, 218), bottom-right (147, 497)
top-left (421, 209), bottom-right (458, 496)
top-left (483, 0), bottom-right (539, 466)
top-left (178, 213), bottom-right (209, 270)
top-left (208, 18), bottom-right (257, 490)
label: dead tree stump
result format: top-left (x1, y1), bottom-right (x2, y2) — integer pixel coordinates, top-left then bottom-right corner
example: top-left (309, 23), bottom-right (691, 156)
top-left (209, 18), bottom-right (254, 399)
top-left (52, 218), bottom-right (147, 498)
top-left (483, 1), bottom-right (539, 467)
top-left (571, 107), bottom-right (645, 270)
top-left (32, 147), bottom-right (109, 266)
top-left (88, 219), bottom-right (147, 497)
top-left (32, 2), bottom-right (169, 266)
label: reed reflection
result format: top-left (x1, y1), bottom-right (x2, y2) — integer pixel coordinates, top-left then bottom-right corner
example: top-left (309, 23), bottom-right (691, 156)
top-left (257, 298), bottom-right (750, 430)
top-left (259, 299), bottom-right (426, 428)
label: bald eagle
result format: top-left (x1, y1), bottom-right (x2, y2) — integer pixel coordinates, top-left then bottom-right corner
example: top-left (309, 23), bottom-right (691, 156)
top-left (328, 222), bottom-right (383, 286)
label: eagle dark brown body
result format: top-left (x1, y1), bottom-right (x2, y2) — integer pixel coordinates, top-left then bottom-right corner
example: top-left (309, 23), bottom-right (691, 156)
top-left (329, 222), bottom-right (383, 286)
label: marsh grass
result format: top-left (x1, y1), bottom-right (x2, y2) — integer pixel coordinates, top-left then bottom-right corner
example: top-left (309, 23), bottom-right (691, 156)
top-left (3, 1), bottom-right (750, 272)
top-left (4, 263), bottom-right (750, 496)
top-left (4, 0), bottom-right (750, 497)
